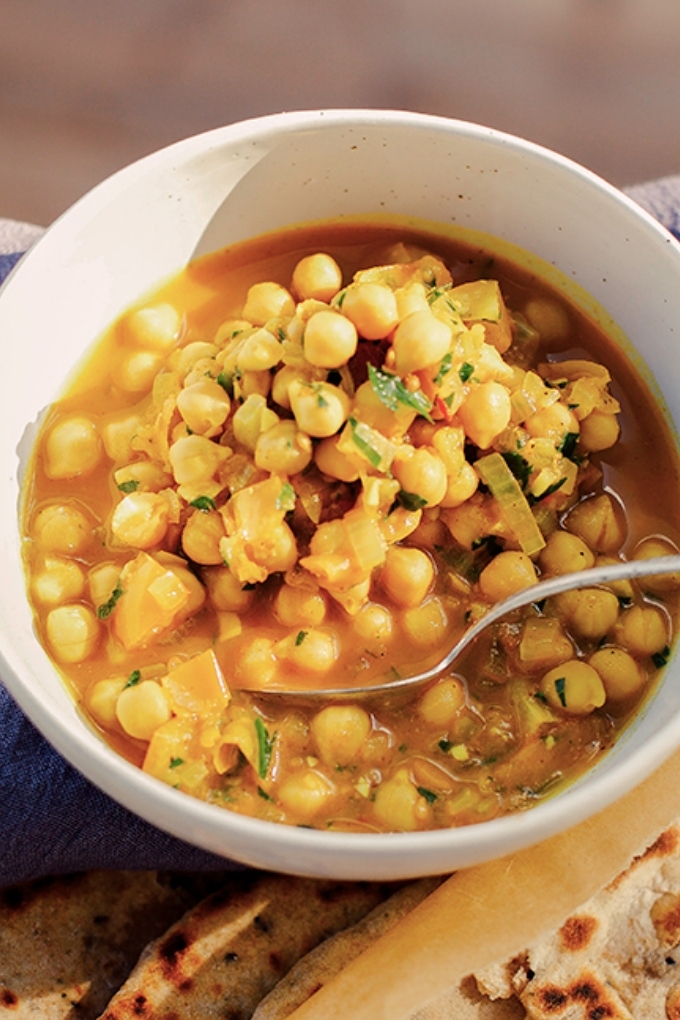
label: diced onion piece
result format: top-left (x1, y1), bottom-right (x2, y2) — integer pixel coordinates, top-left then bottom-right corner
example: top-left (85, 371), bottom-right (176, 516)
top-left (162, 648), bottom-right (230, 713)
top-left (475, 452), bottom-right (546, 556)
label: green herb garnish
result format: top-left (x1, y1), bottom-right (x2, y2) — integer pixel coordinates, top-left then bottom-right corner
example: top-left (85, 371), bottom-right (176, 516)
top-left (417, 786), bottom-right (438, 804)
top-left (554, 677), bottom-right (567, 707)
top-left (433, 352), bottom-right (453, 386)
top-left (295, 630), bottom-right (308, 646)
top-left (559, 431), bottom-right (580, 462)
top-left (652, 645), bottom-right (671, 668)
top-left (254, 718), bottom-right (275, 780)
top-left (397, 490), bottom-right (428, 511)
top-left (125, 669), bottom-right (141, 688)
top-left (217, 371), bottom-right (234, 397)
top-left (116, 479), bottom-right (140, 494)
top-left (276, 482), bottom-right (296, 512)
top-left (190, 495), bottom-right (217, 512)
top-left (348, 417), bottom-right (383, 469)
top-left (458, 361), bottom-right (475, 383)
top-left (367, 365), bottom-right (433, 422)
top-left (169, 757), bottom-right (184, 768)
top-left (501, 451), bottom-right (532, 490)
top-left (97, 582), bottom-right (124, 619)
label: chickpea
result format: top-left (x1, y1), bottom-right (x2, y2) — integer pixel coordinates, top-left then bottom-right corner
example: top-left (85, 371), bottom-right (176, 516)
top-left (110, 492), bottom-right (170, 550)
top-left (255, 420), bottom-right (313, 475)
top-left (540, 660), bottom-right (606, 715)
top-left (524, 297), bottom-right (570, 342)
top-left (524, 402), bottom-right (579, 442)
top-left (439, 461), bottom-right (479, 509)
top-left (169, 434), bottom-right (229, 485)
top-left (277, 628), bottom-right (338, 674)
top-left (565, 493), bottom-right (626, 555)
top-left (275, 584), bottom-right (327, 628)
top-left (234, 636), bottom-right (277, 688)
top-left (616, 605), bottom-right (669, 657)
top-left (303, 310), bottom-right (358, 368)
top-left (579, 409), bottom-right (620, 453)
top-left (556, 587), bottom-right (620, 642)
top-left (288, 380), bottom-right (350, 438)
top-left (232, 394), bottom-right (280, 452)
top-left (44, 415), bottom-right (102, 480)
top-left (177, 379), bottom-right (231, 436)
top-left (401, 596), bottom-right (449, 647)
top-left (589, 647), bottom-right (645, 704)
top-left (539, 530), bottom-right (595, 576)
top-left (478, 551), bottom-right (537, 602)
top-left (128, 303), bottom-right (181, 351)
top-left (419, 677), bottom-right (466, 727)
top-left (45, 604), bottom-right (100, 664)
top-left (116, 679), bottom-right (172, 741)
top-left (633, 537), bottom-right (680, 594)
top-left (395, 281), bottom-right (429, 319)
top-left (340, 282), bottom-right (399, 340)
top-left (291, 253), bottom-right (343, 302)
top-left (88, 562), bottom-right (123, 608)
top-left (87, 676), bottom-right (128, 730)
top-left (392, 447), bottom-right (448, 507)
top-left (31, 556), bottom-right (86, 605)
top-left (33, 503), bottom-right (92, 556)
top-left (182, 510), bottom-right (225, 565)
top-left (278, 770), bottom-right (336, 822)
top-left (311, 705), bottom-right (371, 766)
top-left (113, 350), bottom-right (164, 393)
top-left (235, 328), bottom-right (283, 373)
top-left (315, 434), bottom-right (361, 482)
top-left (239, 369), bottom-right (272, 400)
top-left (203, 565), bottom-right (255, 613)
top-left (271, 364), bottom-right (305, 410)
top-left (372, 768), bottom-right (431, 831)
top-left (459, 382), bottom-right (512, 450)
top-left (259, 522), bottom-right (298, 576)
top-left (391, 310), bottom-right (452, 374)
top-left (380, 546), bottom-right (434, 608)
top-left (101, 411), bottom-right (143, 463)
top-left (353, 602), bottom-right (394, 650)
top-left (242, 281), bottom-right (294, 325)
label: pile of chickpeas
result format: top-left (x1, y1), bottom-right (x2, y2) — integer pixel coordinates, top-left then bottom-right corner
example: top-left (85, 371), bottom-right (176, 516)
top-left (22, 226), bottom-right (680, 832)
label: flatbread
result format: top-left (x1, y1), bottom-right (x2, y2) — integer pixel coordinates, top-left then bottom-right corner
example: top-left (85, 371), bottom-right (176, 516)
top-left (0, 869), bottom-right (230, 1019)
top-left (253, 877), bottom-right (443, 1019)
top-left (472, 821), bottom-right (680, 1019)
top-left (96, 872), bottom-right (386, 1020)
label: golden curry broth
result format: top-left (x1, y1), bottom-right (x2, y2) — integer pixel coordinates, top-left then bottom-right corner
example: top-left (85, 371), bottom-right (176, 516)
top-left (21, 220), bottom-right (680, 833)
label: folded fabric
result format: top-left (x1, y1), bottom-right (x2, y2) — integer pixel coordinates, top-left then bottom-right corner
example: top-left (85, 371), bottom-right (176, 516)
top-left (1, 174), bottom-right (679, 890)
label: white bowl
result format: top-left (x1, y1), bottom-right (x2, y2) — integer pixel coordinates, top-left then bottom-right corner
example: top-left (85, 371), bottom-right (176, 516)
top-left (2, 110), bottom-right (680, 881)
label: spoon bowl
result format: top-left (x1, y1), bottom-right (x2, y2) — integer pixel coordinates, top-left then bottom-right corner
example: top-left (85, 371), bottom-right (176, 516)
top-left (244, 555), bottom-right (680, 701)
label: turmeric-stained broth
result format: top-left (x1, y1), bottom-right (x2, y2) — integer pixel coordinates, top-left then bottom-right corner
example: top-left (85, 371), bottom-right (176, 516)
top-left (21, 220), bottom-right (680, 832)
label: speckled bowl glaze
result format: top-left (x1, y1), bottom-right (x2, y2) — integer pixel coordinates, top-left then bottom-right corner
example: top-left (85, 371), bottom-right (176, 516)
top-left (2, 110), bottom-right (680, 880)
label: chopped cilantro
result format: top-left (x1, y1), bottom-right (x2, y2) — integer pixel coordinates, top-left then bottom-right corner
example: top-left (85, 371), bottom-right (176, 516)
top-left (97, 582), bottom-right (124, 619)
top-left (434, 352), bottom-right (453, 386)
top-left (190, 495), bottom-right (217, 512)
top-left (559, 431), bottom-right (580, 462)
top-left (397, 490), bottom-right (428, 511)
top-left (217, 371), bottom-right (234, 397)
top-left (367, 364), bottom-right (433, 421)
top-left (458, 361), bottom-right (475, 383)
top-left (501, 451), bottom-right (532, 490)
top-left (169, 757), bottom-right (184, 768)
top-left (652, 645), bottom-right (671, 668)
top-left (348, 417), bottom-right (382, 469)
top-left (554, 677), bottom-right (567, 707)
top-left (257, 786), bottom-right (274, 801)
top-left (529, 477), bottom-right (567, 505)
top-left (125, 669), bottom-right (141, 688)
top-left (417, 786), bottom-right (438, 804)
top-left (276, 482), bottom-right (296, 512)
top-left (254, 717), bottom-right (275, 780)
top-left (295, 630), bottom-right (308, 646)
top-left (116, 479), bottom-right (140, 494)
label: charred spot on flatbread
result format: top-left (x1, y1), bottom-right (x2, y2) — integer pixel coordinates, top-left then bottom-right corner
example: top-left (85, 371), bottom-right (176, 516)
top-left (558, 916), bottom-right (599, 953)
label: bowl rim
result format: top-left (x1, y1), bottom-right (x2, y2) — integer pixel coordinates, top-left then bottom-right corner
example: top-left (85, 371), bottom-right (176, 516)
top-left (3, 107), bottom-right (680, 879)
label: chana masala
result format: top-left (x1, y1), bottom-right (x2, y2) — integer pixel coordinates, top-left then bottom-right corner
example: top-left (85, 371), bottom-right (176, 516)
top-left (21, 220), bottom-right (680, 833)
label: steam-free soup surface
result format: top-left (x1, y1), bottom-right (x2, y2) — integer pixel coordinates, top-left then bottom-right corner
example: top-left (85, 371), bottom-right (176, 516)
top-left (22, 220), bottom-right (680, 832)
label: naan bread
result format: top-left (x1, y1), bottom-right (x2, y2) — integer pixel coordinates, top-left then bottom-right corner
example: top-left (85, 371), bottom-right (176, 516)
top-left (253, 877), bottom-right (443, 1019)
top-left (473, 821), bottom-right (680, 1019)
top-left (0, 869), bottom-right (228, 1020)
top-left (97, 872), bottom-right (386, 1020)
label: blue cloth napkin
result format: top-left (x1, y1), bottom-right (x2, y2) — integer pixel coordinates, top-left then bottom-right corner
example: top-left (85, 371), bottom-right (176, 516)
top-left (2, 174), bottom-right (680, 891)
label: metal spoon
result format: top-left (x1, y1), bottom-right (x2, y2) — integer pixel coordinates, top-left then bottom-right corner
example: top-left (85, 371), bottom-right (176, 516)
top-left (245, 555), bottom-right (680, 701)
